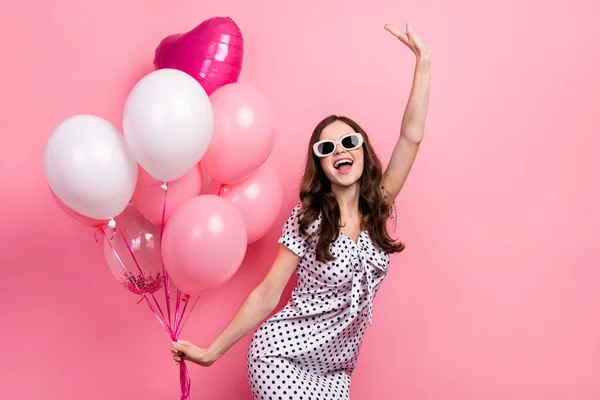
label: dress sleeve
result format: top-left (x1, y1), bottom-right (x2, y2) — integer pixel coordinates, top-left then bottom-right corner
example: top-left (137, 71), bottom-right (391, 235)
top-left (278, 203), bottom-right (308, 258)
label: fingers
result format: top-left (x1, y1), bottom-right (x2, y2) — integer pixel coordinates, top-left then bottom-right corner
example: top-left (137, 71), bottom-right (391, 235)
top-left (405, 23), bottom-right (415, 42)
top-left (171, 340), bottom-right (190, 353)
top-left (385, 22), bottom-right (421, 43)
top-left (172, 348), bottom-right (183, 364)
top-left (405, 23), bottom-right (423, 45)
top-left (384, 24), bottom-right (409, 44)
top-left (170, 348), bottom-right (184, 358)
top-left (384, 24), bottom-right (408, 41)
top-left (171, 340), bottom-right (190, 365)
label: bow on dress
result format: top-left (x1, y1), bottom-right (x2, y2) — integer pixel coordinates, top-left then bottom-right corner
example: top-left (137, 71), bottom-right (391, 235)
top-left (349, 238), bottom-right (389, 326)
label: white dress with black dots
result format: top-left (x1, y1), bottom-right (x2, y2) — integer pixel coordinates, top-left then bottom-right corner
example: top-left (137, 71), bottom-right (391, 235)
top-left (246, 202), bottom-right (392, 400)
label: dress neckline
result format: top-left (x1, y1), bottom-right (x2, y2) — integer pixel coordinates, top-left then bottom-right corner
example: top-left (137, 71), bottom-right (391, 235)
top-left (339, 230), bottom-right (367, 246)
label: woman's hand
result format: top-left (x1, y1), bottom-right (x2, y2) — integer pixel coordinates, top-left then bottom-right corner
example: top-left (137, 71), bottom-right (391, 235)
top-left (170, 340), bottom-right (219, 367)
top-left (384, 23), bottom-right (431, 62)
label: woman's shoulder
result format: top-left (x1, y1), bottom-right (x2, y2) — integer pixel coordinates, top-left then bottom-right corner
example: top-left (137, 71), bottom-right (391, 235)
top-left (283, 202), bottom-right (321, 237)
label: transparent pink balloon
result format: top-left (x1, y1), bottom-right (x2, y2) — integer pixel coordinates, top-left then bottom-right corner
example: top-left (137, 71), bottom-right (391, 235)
top-left (201, 83), bottom-right (276, 184)
top-left (207, 163), bottom-right (283, 244)
top-left (131, 164), bottom-right (203, 226)
top-left (103, 205), bottom-right (164, 295)
top-left (162, 195), bottom-right (247, 295)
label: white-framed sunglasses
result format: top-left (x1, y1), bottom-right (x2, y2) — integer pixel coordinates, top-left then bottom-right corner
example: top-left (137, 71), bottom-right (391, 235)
top-left (312, 132), bottom-right (364, 158)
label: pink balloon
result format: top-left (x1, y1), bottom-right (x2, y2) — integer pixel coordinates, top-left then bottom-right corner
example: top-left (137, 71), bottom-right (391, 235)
top-left (154, 16), bottom-right (243, 95)
top-left (131, 164), bottom-right (203, 226)
top-left (50, 187), bottom-right (109, 228)
top-left (207, 163), bottom-right (283, 244)
top-left (162, 195), bottom-right (247, 295)
top-left (103, 205), bottom-right (164, 295)
top-left (201, 83), bottom-right (276, 184)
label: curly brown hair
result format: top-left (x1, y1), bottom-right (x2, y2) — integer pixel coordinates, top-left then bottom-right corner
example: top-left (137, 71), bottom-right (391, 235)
top-left (298, 115), bottom-right (405, 262)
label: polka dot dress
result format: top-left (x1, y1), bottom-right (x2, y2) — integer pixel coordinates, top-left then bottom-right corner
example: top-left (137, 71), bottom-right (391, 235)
top-left (246, 200), bottom-right (393, 399)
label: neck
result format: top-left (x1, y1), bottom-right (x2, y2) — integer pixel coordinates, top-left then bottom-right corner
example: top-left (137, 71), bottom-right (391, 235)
top-left (331, 182), bottom-right (361, 215)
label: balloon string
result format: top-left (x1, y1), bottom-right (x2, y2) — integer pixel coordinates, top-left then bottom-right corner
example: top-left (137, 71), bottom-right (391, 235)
top-left (179, 361), bottom-right (191, 400)
top-left (99, 227), bottom-right (173, 336)
top-left (172, 295), bottom-right (195, 400)
top-left (176, 295), bottom-right (199, 338)
top-left (157, 183), bottom-right (191, 398)
top-left (174, 295), bottom-right (189, 337)
top-left (94, 224), bottom-right (116, 243)
top-left (160, 182), bottom-right (197, 400)
top-left (158, 183), bottom-right (187, 339)
top-left (159, 183), bottom-right (173, 329)
top-left (117, 228), bottom-right (168, 327)
top-left (217, 184), bottom-right (224, 196)
top-left (173, 280), bottom-right (183, 338)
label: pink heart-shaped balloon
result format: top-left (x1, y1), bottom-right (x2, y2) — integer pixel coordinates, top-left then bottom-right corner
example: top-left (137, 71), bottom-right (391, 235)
top-left (154, 16), bottom-right (244, 95)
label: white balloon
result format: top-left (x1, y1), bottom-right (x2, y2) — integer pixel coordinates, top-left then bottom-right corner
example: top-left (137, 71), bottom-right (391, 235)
top-left (44, 114), bottom-right (138, 220)
top-left (122, 68), bottom-right (214, 182)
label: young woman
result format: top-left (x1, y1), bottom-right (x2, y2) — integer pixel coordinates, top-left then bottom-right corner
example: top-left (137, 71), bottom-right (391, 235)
top-left (171, 22), bottom-right (431, 399)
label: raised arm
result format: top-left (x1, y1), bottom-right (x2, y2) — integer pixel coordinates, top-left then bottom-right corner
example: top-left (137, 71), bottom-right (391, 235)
top-left (381, 23), bottom-right (431, 203)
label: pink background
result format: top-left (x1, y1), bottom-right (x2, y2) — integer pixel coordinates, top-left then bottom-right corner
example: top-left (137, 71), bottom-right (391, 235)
top-left (1, 0), bottom-right (599, 399)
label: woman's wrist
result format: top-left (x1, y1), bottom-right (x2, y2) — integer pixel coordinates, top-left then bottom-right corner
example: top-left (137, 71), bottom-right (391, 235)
top-left (208, 340), bottom-right (228, 361)
top-left (415, 54), bottom-right (431, 70)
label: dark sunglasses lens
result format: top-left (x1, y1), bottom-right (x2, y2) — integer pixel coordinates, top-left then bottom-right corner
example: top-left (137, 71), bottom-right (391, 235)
top-left (341, 135), bottom-right (360, 149)
top-left (317, 142), bottom-right (335, 155)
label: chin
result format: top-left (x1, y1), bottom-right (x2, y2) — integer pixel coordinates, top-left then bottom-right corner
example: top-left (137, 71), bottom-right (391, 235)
top-left (327, 170), bottom-right (363, 188)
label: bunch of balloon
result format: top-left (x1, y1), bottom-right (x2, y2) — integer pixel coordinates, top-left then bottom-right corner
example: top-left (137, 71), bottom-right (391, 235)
top-left (43, 16), bottom-right (282, 400)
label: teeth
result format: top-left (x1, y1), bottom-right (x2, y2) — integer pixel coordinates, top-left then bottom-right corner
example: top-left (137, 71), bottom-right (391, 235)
top-left (335, 159), bottom-right (353, 169)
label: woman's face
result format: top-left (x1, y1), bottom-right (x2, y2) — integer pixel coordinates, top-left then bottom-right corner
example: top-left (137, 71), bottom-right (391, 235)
top-left (314, 120), bottom-right (365, 188)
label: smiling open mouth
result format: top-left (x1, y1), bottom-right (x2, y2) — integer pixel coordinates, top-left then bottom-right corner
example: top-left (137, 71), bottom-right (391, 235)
top-left (334, 159), bottom-right (354, 169)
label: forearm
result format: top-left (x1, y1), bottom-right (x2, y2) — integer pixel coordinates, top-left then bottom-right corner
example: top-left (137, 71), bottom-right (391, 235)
top-left (207, 289), bottom-right (277, 359)
top-left (400, 57), bottom-right (431, 143)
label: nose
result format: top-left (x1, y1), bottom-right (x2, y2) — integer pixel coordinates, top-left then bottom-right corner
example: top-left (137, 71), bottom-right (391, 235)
top-left (334, 143), bottom-right (346, 155)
